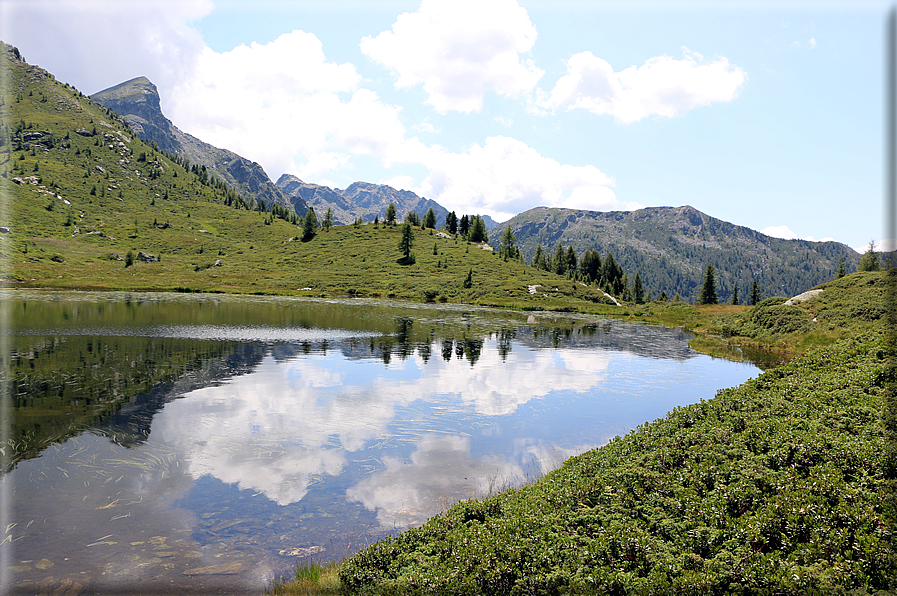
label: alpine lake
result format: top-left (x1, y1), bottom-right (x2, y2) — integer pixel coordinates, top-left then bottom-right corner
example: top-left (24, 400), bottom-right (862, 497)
top-left (1, 290), bottom-right (762, 594)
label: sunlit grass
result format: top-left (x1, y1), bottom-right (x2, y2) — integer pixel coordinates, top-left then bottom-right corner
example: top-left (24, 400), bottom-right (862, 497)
top-left (268, 560), bottom-right (342, 596)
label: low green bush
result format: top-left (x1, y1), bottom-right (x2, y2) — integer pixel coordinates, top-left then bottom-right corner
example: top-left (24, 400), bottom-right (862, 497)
top-left (340, 328), bottom-right (895, 594)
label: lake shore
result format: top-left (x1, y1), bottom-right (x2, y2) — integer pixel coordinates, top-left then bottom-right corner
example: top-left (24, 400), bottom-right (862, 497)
top-left (273, 270), bottom-right (896, 595)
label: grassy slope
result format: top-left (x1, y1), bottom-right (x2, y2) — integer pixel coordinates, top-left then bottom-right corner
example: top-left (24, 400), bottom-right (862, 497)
top-left (0, 45), bottom-right (617, 310)
top-left (335, 271), bottom-right (896, 595)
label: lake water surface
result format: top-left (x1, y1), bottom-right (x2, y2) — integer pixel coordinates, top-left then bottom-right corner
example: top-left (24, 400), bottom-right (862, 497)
top-left (1, 290), bottom-right (760, 594)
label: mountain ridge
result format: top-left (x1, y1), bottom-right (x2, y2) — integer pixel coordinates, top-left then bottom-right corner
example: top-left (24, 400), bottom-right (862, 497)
top-left (494, 205), bottom-right (860, 302)
top-left (91, 77), bottom-right (303, 215)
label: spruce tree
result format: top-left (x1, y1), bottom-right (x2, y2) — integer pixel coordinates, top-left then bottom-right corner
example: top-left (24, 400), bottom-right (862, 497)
top-left (385, 203), bottom-right (397, 226)
top-left (469, 216), bottom-right (487, 243)
top-left (446, 211), bottom-right (458, 235)
top-left (859, 240), bottom-right (880, 271)
top-left (553, 243), bottom-right (567, 276)
top-left (424, 207), bottom-right (437, 229)
top-left (302, 207), bottom-right (317, 240)
top-left (699, 264), bottom-right (718, 305)
top-left (837, 256), bottom-right (846, 278)
top-left (500, 226), bottom-right (518, 261)
top-left (459, 214), bottom-right (470, 238)
top-left (399, 220), bottom-right (415, 261)
top-left (531, 244), bottom-right (548, 271)
top-left (322, 207), bottom-right (333, 231)
top-left (565, 246), bottom-right (578, 278)
top-left (749, 278), bottom-right (762, 306)
top-left (463, 267), bottom-right (473, 288)
top-left (730, 284), bottom-right (739, 305)
top-left (633, 272), bottom-right (645, 304)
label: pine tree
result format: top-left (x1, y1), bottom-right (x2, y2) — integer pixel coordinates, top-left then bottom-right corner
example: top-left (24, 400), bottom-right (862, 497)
top-left (837, 256), bottom-right (846, 278)
top-left (322, 207), bottom-right (333, 231)
top-left (730, 284), bottom-right (739, 305)
top-left (399, 220), bottom-right (415, 261)
top-left (580, 249), bottom-right (601, 284)
top-left (424, 207), bottom-right (437, 229)
top-left (463, 267), bottom-right (473, 288)
top-left (459, 214), bottom-right (470, 238)
top-left (469, 216), bottom-right (487, 243)
top-left (553, 243), bottom-right (567, 276)
top-left (565, 246), bottom-right (577, 278)
top-left (446, 211), bottom-right (458, 235)
top-left (859, 240), bottom-right (880, 271)
top-left (500, 226), bottom-right (518, 261)
top-left (749, 278), bottom-right (762, 306)
top-left (302, 207), bottom-right (318, 240)
top-left (531, 244), bottom-right (549, 271)
top-left (699, 264), bottom-right (718, 305)
top-left (385, 203), bottom-right (397, 226)
top-left (633, 272), bottom-right (645, 304)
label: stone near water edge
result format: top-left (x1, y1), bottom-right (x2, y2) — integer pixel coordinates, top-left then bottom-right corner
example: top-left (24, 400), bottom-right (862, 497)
top-left (278, 545), bottom-right (325, 557)
top-left (181, 562), bottom-right (245, 576)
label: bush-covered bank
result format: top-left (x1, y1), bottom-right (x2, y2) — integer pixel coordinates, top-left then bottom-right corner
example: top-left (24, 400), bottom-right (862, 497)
top-left (335, 272), bottom-right (896, 595)
top-left (339, 330), bottom-right (894, 594)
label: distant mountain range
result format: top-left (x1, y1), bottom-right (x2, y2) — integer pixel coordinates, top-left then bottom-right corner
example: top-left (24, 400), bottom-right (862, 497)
top-left (274, 174), bottom-right (496, 228)
top-left (91, 78), bottom-right (496, 229)
top-left (493, 206), bottom-right (860, 303)
top-left (91, 74), bottom-right (863, 302)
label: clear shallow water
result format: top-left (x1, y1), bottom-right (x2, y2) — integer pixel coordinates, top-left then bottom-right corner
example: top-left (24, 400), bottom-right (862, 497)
top-left (1, 291), bottom-right (760, 594)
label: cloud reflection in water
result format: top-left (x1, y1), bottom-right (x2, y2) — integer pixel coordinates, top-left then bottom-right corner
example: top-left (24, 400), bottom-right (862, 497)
top-left (154, 337), bottom-right (610, 509)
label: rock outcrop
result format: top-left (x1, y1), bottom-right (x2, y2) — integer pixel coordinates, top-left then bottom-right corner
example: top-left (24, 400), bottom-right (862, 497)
top-left (92, 78), bottom-right (304, 215)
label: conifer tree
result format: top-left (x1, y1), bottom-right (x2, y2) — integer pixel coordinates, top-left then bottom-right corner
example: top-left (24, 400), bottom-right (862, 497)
top-left (302, 207), bottom-right (317, 240)
top-left (859, 240), bottom-right (880, 271)
top-left (424, 207), bottom-right (437, 229)
top-left (699, 264), bottom-right (718, 305)
top-left (446, 211), bottom-right (458, 235)
top-left (399, 220), bottom-right (415, 261)
top-left (837, 256), bottom-right (846, 278)
top-left (468, 216), bottom-right (487, 243)
top-left (463, 267), bottom-right (473, 288)
top-left (633, 272), bottom-right (645, 304)
top-left (565, 246), bottom-right (578, 278)
top-left (459, 214), bottom-right (470, 238)
top-left (531, 244), bottom-right (549, 271)
top-left (730, 284), bottom-right (739, 305)
top-left (749, 278), bottom-right (762, 306)
top-left (500, 226), bottom-right (518, 261)
top-left (322, 207), bottom-right (333, 231)
top-left (385, 203), bottom-right (397, 226)
top-left (553, 243), bottom-right (567, 276)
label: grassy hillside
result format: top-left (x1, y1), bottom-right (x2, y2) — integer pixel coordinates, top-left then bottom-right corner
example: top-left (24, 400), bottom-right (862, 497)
top-left (0, 43), bottom-right (611, 310)
top-left (333, 270), bottom-right (896, 595)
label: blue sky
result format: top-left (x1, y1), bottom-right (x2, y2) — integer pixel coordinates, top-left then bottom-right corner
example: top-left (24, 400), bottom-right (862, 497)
top-left (1, 0), bottom-right (890, 251)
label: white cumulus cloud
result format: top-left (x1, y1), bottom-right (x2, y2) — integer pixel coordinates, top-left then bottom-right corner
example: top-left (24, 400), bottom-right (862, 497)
top-left (360, 0), bottom-right (543, 113)
top-left (404, 136), bottom-right (638, 222)
top-left (166, 31), bottom-right (411, 181)
top-left (538, 47), bottom-right (747, 123)
top-left (761, 225), bottom-right (799, 240)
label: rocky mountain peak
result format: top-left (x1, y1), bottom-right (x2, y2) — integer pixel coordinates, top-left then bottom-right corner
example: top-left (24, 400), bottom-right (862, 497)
top-left (92, 77), bottom-right (300, 214)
